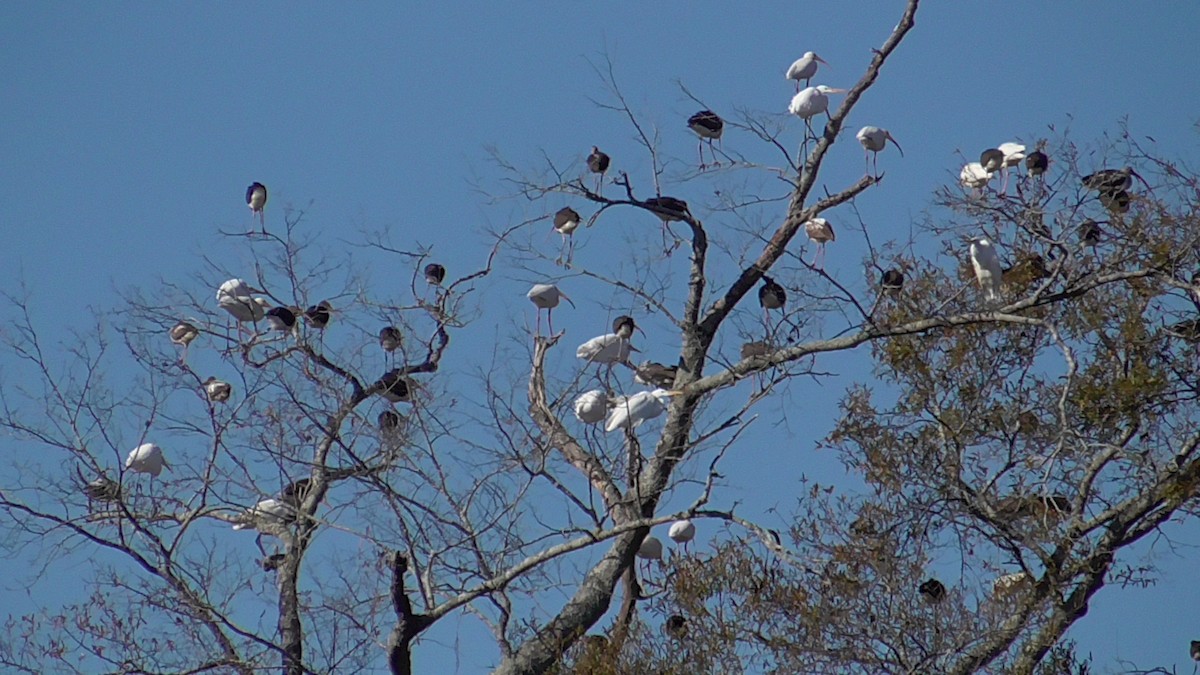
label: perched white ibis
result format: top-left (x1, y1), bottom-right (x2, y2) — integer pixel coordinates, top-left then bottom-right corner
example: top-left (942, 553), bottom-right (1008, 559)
top-left (960, 162), bottom-right (993, 190)
top-left (788, 85), bottom-right (846, 137)
top-left (84, 476), bottom-right (121, 503)
top-left (855, 126), bottom-right (903, 176)
top-left (216, 279), bottom-right (268, 335)
top-left (969, 238), bottom-right (1003, 302)
top-left (266, 306), bottom-right (298, 333)
top-left (668, 518), bottom-right (696, 553)
top-left (605, 388), bottom-right (679, 433)
top-left (785, 52), bottom-right (828, 91)
top-left (553, 206), bottom-right (582, 265)
top-left (573, 389), bottom-right (611, 424)
top-left (634, 361), bottom-right (678, 388)
top-left (304, 301), bottom-right (332, 329)
top-left (527, 283), bottom-right (575, 335)
top-left (203, 376), bottom-right (232, 402)
top-left (232, 496), bottom-right (296, 556)
top-left (377, 370), bottom-right (413, 403)
top-left (996, 142), bottom-right (1026, 193)
top-left (577, 316), bottom-right (641, 370)
top-left (687, 110), bottom-right (724, 169)
top-left (881, 269), bottom-right (904, 292)
top-left (918, 578), bottom-right (946, 604)
top-left (636, 534), bottom-right (663, 574)
top-left (246, 182), bottom-right (267, 230)
top-left (1083, 166), bottom-right (1150, 196)
top-left (126, 442), bottom-right (168, 477)
top-left (587, 146), bottom-right (610, 194)
top-left (424, 263), bottom-right (446, 286)
top-left (664, 615), bottom-right (688, 640)
top-left (170, 320), bottom-right (200, 364)
top-left (805, 217), bottom-right (835, 268)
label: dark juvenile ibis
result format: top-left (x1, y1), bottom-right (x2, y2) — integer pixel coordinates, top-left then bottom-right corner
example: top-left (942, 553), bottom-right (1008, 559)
top-left (634, 361), bottom-right (678, 388)
top-left (552, 207), bottom-right (582, 265)
top-left (424, 263), bottom-right (446, 286)
top-left (84, 476), bottom-right (121, 503)
top-left (378, 409), bottom-right (403, 431)
top-left (1079, 220), bottom-right (1103, 246)
top-left (805, 218), bottom-right (836, 268)
top-left (687, 110), bottom-right (724, 169)
top-left (170, 320), bottom-right (200, 364)
top-left (919, 578), bottom-right (946, 604)
top-left (203, 376), bottom-right (232, 402)
top-left (759, 277), bottom-right (787, 311)
top-left (785, 51), bottom-right (828, 91)
top-left (1026, 148), bottom-right (1049, 177)
top-left (266, 306), bottom-right (298, 333)
top-left (1083, 166), bottom-right (1149, 195)
top-left (246, 182), bottom-right (267, 230)
top-left (881, 269), bottom-right (904, 292)
top-left (586, 146), bottom-right (610, 193)
top-left (664, 614), bottom-right (689, 640)
top-left (377, 370), bottom-right (413, 403)
top-left (304, 301), bottom-right (332, 329)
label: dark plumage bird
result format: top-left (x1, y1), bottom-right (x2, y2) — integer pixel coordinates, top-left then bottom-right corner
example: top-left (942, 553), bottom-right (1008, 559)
top-left (758, 277), bottom-right (786, 310)
top-left (378, 409), bottom-right (403, 431)
top-left (1025, 150), bottom-right (1049, 177)
top-left (1190, 640), bottom-right (1200, 661)
top-left (664, 615), bottom-right (688, 639)
top-left (881, 269), bottom-right (904, 292)
top-left (634, 361), bottom-right (678, 388)
top-left (379, 326), bottom-right (402, 352)
top-left (203, 376), bottom-right (232, 402)
top-left (553, 206), bottom-right (582, 265)
top-left (980, 148), bottom-right (1004, 175)
top-left (424, 263), bottom-right (446, 286)
top-left (280, 478), bottom-right (312, 509)
top-left (377, 370), bottom-right (413, 403)
top-left (1082, 166), bottom-right (1148, 195)
top-left (1166, 319), bottom-right (1200, 342)
top-left (688, 110), bottom-right (724, 169)
top-left (266, 306), bottom-right (297, 332)
top-left (1099, 190), bottom-right (1130, 213)
top-left (612, 315), bottom-right (638, 335)
top-left (84, 476), bottom-right (121, 503)
top-left (1079, 220), bottom-right (1103, 246)
top-left (170, 320), bottom-right (200, 364)
top-left (741, 340), bottom-right (771, 359)
top-left (918, 578), bottom-right (946, 604)
top-left (644, 196), bottom-right (691, 222)
top-left (246, 182), bottom-right (267, 229)
top-left (304, 301), bottom-right (332, 329)
top-left (586, 146), bottom-right (610, 193)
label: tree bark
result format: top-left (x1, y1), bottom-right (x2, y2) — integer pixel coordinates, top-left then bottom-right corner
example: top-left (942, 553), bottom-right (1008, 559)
top-left (387, 552), bottom-right (434, 675)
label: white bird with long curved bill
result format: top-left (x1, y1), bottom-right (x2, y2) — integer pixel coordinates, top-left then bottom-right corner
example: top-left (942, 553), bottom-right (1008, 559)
top-left (636, 534), bottom-right (664, 575)
top-left (577, 316), bottom-right (643, 379)
top-left (960, 162), bottom-right (993, 190)
top-left (855, 126), bottom-right (903, 177)
top-left (126, 442), bottom-right (168, 477)
top-left (786, 52), bottom-right (828, 91)
top-left (527, 283), bottom-right (575, 335)
top-left (232, 497), bottom-right (296, 556)
top-left (789, 85), bottom-right (846, 138)
top-left (996, 142), bottom-right (1026, 193)
top-left (668, 518), bottom-right (696, 554)
top-left (573, 389), bottom-right (611, 424)
top-left (969, 238), bottom-right (1003, 303)
top-left (217, 278), bottom-right (269, 337)
top-left (605, 388), bottom-right (680, 433)
top-left (805, 217), bottom-right (835, 269)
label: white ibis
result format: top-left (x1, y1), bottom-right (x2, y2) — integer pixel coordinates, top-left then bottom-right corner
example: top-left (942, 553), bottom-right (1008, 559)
top-left (788, 85), bottom-right (846, 138)
top-left (1026, 148), bottom-right (1049, 177)
top-left (587, 146), bottom-right (610, 194)
top-left (84, 476), bottom-right (121, 503)
top-left (918, 578), bottom-right (946, 604)
top-left (636, 534), bottom-right (663, 574)
top-left (170, 320), bottom-right (200, 364)
top-left (246, 182), bottom-right (267, 230)
top-left (634, 362), bottom-right (678, 388)
top-left (216, 279), bottom-right (268, 335)
top-left (232, 496), bottom-right (296, 556)
top-left (992, 571), bottom-right (1033, 598)
top-left (265, 306), bottom-right (298, 333)
top-left (881, 269), bottom-right (904, 292)
top-left (1083, 166), bottom-right (1150, 195)
top-left (377, 370), bottom-right (413, 403)
top-left (126, 442), bottom-right (168, 477)
top-left (969, 238), bottom-right (1003, 302)
top-left (785, 51), bottom-right (828, 91)
top-left (855, 126), bottom-right (903, 176)
top-left (687, 110), bottom-right (724, 169)
top-left (605, 388), bottom-right (679, 433)
top-left (805, 217), bottom-right (835, 268)
top-left (527, 283), bottom-right (575, 335)
top-left (960, 162), bottom-right (993, 190)
top-left (577, 316), bottom-right (642, 370)
top-left (996, 142), bottom-right (1026, 193)
top-left (424, 263), bottom-right (446, 286)
top-left (553, 206), bottom-right (582, 265)
top-left (668, 518), bottom-right (696, 553)
top-left (573, 389), bottom-right (610, 424)
top-left (304, 301), bottom-right (332, 329)
top-left (203, 376), bottom-right (232, 402)
top-left (664, 615), bottom-right (688, 640)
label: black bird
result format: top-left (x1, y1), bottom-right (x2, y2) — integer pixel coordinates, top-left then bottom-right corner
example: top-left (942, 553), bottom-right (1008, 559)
top-left (379, 326), bottom-right (402, 353)
top-left (424, 263), bottom-right (446, 286)
top-left (280, 478), bottom-right (312, 510)
top-left (586, 146), bottom-right (610, 193)
top-left (741, 340), bottom-right (772, 359)
top-left (266, 306), bottom-right (297, 332)
top-left (553, 206), bottom-right (582, 265)
top-left (918, 578), bottom-right (946, 604)
top-left (881, 269), bottom-right (904, 292)
top-left (687, 110), bottom-right (724, 169)
top-left (304, 301), bottom-right (332, 329)
top-left (758, 277), bottom-right (787, 311)
top-left (664, 615), bottom-right (688, 639)
top-left (1025, 150), bottom-right (1049, 177)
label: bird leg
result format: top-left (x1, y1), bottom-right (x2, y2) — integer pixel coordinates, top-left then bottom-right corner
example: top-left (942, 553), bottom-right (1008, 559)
top-left (547, 308), bottom-right (554, 336)
top-left (697, 140), bottom-right (706, 171)
top-left (709, 138), bottom-right (720, 168)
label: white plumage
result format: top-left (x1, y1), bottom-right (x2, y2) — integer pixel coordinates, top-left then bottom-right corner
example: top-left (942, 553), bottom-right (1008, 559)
top-left (573, 389), bottom-right (610, 424)
top-left (668, 519), bottom-right (696, 545)
top-left (637, 535), bottom-right (663, 561)
top-left (970, 238), bottom-right (1003, 302)
top-left (998, 142), bottom-right (1026, 167)
top-left (231, 498), bottom-right (295, 534)
top-left (960, 162), bottom-right (993, 189)
top-left (992, 571), bottom-right (1033, 598)
top-left (203, 377), bottom-right (232, 402)
top-left (785, 52), bottom-right (828, 90)
top-left (856, 126), bottom-right (903, 175)
top-left (788, 85), bottom-right (845, 121)
top-left (605, 388), bottom-right (678, 433)
top-left (216, 278), bottom-right (268, 323)
top-left (126, 442), bottom-right (168, 477)
top-left (576, 324), bottom-right (635, 365)
top-left (528, 283), bottom-right (575, 334)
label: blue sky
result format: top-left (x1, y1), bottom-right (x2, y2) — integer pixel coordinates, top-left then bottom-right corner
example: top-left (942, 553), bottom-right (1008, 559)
top-left (3, 2), bottom-right (1200, 672)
